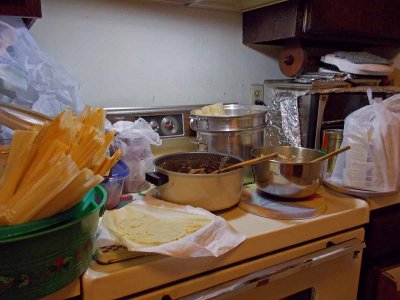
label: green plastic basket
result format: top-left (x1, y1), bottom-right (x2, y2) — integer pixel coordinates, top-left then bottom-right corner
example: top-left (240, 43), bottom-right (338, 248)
top-left (0, 185), bottom-right (106, 300)
top-left (0, 188), bottom-right (96, 241)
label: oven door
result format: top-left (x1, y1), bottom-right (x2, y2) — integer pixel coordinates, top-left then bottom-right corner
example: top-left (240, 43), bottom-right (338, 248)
top-left (132, 228), bottom-right (365, 300)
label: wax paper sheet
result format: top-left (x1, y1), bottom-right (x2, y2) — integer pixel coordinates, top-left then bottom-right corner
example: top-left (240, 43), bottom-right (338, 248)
top-left (95, 195), bottom-right (246, 258)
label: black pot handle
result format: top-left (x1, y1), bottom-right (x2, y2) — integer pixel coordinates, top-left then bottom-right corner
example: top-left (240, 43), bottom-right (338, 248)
top-left (145, 172), bottom-right (169, 186)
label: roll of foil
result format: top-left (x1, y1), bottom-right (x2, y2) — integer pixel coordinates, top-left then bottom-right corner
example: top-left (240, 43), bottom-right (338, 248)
top-left (264, 88), bottom-right (308, 147)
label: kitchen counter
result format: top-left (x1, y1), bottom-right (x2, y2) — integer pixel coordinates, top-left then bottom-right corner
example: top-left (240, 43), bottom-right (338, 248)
top-left (365, 192), bottom-right (400, 210)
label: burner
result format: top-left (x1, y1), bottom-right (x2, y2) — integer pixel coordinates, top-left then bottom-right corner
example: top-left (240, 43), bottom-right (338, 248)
top-left (239, 186), bottom-right (327, 220)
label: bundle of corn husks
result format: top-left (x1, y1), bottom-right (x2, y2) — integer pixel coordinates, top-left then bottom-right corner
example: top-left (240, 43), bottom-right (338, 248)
top-left (0, 106), bottom-right (121, 225)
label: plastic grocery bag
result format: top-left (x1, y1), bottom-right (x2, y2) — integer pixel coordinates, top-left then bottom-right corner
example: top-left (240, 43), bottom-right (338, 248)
top-left (331, 90), bottom-right (400, 192)
top-left (0, 16), bottom-right (84, 139)
top-left (0, 20), bottom-right (27, 101)
top-left (106, 118), bottom-right (162, 193)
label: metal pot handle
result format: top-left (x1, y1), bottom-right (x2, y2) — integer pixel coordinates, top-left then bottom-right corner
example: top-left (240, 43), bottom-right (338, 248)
top-left (189, 118), bottom-right (197, 130)
top-left (145, 172), bottom-right (169, 186)
top-left (190, 116), bottom-right (209, 130)
top-left (190, 139), bottom-right (208, 151)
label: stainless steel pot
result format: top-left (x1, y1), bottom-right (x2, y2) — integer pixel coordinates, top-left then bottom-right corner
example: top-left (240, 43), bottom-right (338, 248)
top-left (250, 146), bottom-right (328, 198)
top-left (190, 104), bottom-right (268, 184)
top-left (190, 104), bottom-right (268, 132)
top-left (193, 126), bottom-right (266, 161)
top-left (145, 152), bottom-right (243, 211)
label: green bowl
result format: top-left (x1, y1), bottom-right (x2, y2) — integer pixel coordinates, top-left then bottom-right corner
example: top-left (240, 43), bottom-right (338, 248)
top-left (0, 185), bottom-right (106, 300)
top-left (0, 188), bottom-right (96, 241)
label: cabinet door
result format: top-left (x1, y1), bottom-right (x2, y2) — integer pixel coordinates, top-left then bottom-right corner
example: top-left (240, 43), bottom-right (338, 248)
top-left (0, 0), bottom-right (42, 28)
top-left (303, 0), bottom-right (400, 42)
top-left (365, 204), bottom-right (400, 258)
top-left (243, 0), bottom-right (400, 47)
top-left (243, 0), bottom-right (302, 45)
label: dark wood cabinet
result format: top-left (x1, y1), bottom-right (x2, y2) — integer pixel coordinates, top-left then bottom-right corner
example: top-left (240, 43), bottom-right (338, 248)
top-left (0, 0), bottom-right (41, 28)
top-left (358, 204), bottom-right (400, 300)
top-left (243, 0), bottom-right (400, 48)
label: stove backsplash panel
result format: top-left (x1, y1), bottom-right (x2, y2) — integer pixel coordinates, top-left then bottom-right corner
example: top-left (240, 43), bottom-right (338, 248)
top-left (104, 105), bottom-right (204, 138)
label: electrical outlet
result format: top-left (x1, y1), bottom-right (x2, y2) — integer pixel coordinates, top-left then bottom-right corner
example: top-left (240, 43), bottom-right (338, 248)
top-left (251, 84), bottom-right (264, 104)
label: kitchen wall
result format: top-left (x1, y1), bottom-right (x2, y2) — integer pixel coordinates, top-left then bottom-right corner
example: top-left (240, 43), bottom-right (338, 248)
top-left (30, 0), bottom-right (285, 108)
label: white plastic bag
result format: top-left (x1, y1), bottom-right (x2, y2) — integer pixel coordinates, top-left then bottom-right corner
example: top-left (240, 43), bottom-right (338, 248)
top-left (0, 16), bottom-right (84, 139)
top-left (107, 118), bottom-right (162, 193)
top-left (0, 20), bottom-right (27, 101)
top-left (331, 90), bottom-right (400, 192)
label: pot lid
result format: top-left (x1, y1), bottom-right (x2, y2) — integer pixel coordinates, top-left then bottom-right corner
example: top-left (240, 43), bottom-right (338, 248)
top-left (239, 185), bottom-right (327, 220)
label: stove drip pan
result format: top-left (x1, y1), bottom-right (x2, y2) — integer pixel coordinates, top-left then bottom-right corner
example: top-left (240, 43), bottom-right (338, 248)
top-left (239, 185), bottom-right (327, 220)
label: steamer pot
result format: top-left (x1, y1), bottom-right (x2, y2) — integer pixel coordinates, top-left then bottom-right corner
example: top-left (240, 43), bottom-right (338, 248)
top-left (146, 152), bottom-right (243, 211)
top-left (251, 146), bottom-right (328, 198)
top-left (189, 104), bottom-right (268, 132)
top-left (189, 104), bottom-right (268, 184)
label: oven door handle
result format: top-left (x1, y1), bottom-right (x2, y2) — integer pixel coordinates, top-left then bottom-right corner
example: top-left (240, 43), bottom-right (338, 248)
top-left (178, 238), bottom-right (365, 300)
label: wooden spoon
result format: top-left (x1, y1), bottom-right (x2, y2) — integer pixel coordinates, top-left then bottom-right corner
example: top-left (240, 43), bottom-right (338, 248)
top-left (310, 146), bottom-right (351, 164)
top-left (212, 152), bottom-right (278, 174)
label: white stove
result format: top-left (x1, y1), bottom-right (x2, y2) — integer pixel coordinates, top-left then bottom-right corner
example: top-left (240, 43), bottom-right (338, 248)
top-left (42, 105), bottom-right (378, 300)
top-left (77, 185), bottom-right (368, 300)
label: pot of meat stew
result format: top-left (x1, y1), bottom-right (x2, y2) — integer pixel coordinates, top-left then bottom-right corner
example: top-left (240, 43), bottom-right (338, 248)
top-left (145, 152), bottom-right (243, 211)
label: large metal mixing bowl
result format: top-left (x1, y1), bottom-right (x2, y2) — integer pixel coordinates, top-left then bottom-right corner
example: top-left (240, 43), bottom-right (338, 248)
top-left (250, 146), bottom-right (328, 199)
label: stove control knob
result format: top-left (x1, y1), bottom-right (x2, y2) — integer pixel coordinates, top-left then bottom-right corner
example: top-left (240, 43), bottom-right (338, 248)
top-left (161, 116), bottom-right (179, 136)
top-left (149, 120), bottom-right (160, 132)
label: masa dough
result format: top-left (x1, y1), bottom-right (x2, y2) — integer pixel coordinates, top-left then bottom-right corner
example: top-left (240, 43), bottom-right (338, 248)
top-left (103, 203), bottom-right (212, 248)
top-left (193, 103), bottom-right (227, 116)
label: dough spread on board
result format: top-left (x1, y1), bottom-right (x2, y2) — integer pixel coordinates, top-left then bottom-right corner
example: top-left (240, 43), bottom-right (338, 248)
top-left (103, 204), bottom-right (212, 248)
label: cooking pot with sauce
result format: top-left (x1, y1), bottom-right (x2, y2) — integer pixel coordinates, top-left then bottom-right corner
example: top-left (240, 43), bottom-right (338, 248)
top-left (145, 152), bottom-right (243, 211)
top-left (251, 146), bottom-right (327, 198)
